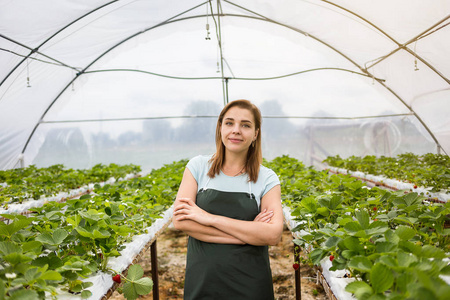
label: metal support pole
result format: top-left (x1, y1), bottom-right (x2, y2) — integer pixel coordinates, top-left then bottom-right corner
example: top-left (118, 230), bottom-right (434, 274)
top-left (294, 243), bottom-right (301, 300)
top-left (151, 240), bottom-right (159, 300)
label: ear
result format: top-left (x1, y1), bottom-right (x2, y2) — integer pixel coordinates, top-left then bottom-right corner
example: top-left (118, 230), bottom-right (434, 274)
top-left (254, 129), bottom-right (259, 140)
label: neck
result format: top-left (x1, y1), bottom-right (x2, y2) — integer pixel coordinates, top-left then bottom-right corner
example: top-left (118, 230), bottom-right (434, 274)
top-left (222, 151), bottom-right (247, 176)
top-left (223, 151), bottom-right (247, 168)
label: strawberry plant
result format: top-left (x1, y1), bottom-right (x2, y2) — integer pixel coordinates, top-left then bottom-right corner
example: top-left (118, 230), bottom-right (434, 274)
top-left (0, 163), bottom-right (141, 205)
top-left (323, 153), bottom-right (450, 194)
top-left (0, 159), bottom-right (186, 299)
top-left (268, 155), bottom-right (450, 300)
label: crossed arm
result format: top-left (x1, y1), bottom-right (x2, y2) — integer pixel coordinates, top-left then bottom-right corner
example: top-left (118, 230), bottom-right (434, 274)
top-left (172, 168), bottom-right (283, 246)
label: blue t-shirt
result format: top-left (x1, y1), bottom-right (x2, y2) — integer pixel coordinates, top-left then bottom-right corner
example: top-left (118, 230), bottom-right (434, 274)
top-left (186, 155), bottom-right (280, 209)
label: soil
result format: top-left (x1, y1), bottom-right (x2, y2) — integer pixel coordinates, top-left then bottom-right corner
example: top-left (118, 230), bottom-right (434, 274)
top-left (110, 226), bottom-right (327, 300)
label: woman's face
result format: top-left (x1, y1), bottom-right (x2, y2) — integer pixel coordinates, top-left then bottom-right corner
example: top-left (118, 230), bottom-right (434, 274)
top-left (220, 106), bottom-right (259, 155)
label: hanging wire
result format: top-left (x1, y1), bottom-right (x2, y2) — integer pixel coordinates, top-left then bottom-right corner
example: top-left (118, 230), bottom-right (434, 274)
top-left (413, 39), bottom-right (419, 71)
top-left (216, 44), bottom-right (220, 73)
top-left (26, 57), bottom-right (31, 87)
top-left (205, 2), bottom-right (211, 40)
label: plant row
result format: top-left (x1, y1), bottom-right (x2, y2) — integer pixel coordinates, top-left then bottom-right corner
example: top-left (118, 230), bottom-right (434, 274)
top-left (266, 155), bottom-right (450, 300)
top-left (323, 153), bottom-right (450, 194)
top-left (0, 160), bottom-right (187, 300)
top-left (0, 164), bottom-right (142, 205)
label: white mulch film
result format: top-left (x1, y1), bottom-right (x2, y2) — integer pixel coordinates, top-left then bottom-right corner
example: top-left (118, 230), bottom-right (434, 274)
top-left (56, 204), bottom-right (174, 300)
top-left (0, 173), bottom-right (140, 215)
top-left (327, 167), bottom-right (450, 203)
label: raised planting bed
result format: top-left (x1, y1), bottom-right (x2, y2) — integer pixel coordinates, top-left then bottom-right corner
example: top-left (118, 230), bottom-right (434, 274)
top-left (323, 153), bottom-right (450, 196)
top-left (0, 160), bottom-right (187, 299)
top-left (268, 155), bottom-right (450, 300)
top-left (0, 164), bottom-right (142, 207)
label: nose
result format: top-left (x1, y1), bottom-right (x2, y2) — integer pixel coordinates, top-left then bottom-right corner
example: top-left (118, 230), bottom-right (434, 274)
top-left (232, 123), bottom-right (241, 134)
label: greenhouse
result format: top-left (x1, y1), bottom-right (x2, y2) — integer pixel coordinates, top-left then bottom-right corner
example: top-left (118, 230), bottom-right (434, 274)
top-left (0, 1), bottom-right (449, 299)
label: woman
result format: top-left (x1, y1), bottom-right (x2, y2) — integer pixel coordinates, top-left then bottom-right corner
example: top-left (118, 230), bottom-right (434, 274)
top-left (173, 99), bottom-right (283, 300)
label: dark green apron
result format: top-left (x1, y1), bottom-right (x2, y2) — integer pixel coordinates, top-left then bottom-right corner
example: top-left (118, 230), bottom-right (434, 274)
top-left (184, 185), bottom-right (274, 300)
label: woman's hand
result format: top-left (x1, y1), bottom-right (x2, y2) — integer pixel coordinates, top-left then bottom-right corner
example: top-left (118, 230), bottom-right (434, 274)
top-left (173, 198), bottom-right (214, 226)
top-left (253, 209), bottom-right (274, 223)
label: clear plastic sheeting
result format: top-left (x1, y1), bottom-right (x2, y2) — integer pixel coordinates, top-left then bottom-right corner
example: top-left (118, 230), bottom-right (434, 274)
top-left (1, 0), bottom-right (449, 170)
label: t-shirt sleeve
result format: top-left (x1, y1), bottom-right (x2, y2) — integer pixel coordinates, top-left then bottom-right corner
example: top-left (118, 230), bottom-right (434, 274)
top-left (186, 155), bottom-right (208, 184)
top-left (262, 168), bottom-right (280, 197)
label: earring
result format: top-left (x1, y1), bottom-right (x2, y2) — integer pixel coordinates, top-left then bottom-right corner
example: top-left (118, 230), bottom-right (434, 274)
top-left (252, 140), bottom-right (255, 147)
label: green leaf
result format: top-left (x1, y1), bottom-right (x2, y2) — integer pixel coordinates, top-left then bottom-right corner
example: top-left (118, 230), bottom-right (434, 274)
top-left (0, 219), bottom-right (32, 238)
top-left (395, 225), bottom-right (416, 240)
top-left (348, 256), bottom-right (373, 272)
top-left (341, 250), bottom-right (357, 260)
top-left (394, 216), bottom-right (418, 226)
top-left (40, 270), bottom-right (62, 281)
top-left (344, 221), bottom-right (363, 233)
top-left (301, 197), bottom-right (318, 213)
top-left (134, 277), bottom-right (153, 295)
top-left (3, 252), bottom-right (32, 264)
top-left (385, 230), bottom-right (400, 244)
top-left (22, 241), bottom-right (42, 253)
top-left (0, 241), bottom-right (21, 255)
top-left (123, 281), bottom-right (138, 300)
top-left (398, 241), bottom-right (422, 256)
top-left (82, 281), bottom-right (94, 288)
top-left (52, 229), bottom-right (68, 244)
top-left (127, 264), bottom-right (144, 281)
top-left (309, 249), bottom-right (326, 265)
top-left (81, 290), bottom-right (93, 299)
top-left (35, 232), bottom-right (54, 245)
top-left (420, 245), bottom-right (446, 259)
top-left (397, 251), bottom-right (417, 268)
top-left (93, 229), bottom-right (110, 239)
top-left (316, 206), bottom-right (329, 217)
top-left (0, 280), bottom-right (4, 299)
top-left (71, 283), bottom-right (82, 293)
top-left (343, 236), bottom-right (364, 251)
top-left (32, 255), bottom-right (63, 269)
top-left (75, 227), bottom-right (93, 238)
top-left (403, 192), bottom-right (422, 206)
top-left (329, 194), bottom-right (343, 210)
top-left (9, 288), bottom-right (39, 300)
top-left (355, 210), bottom-right (370, 229)
top-left (79, 209), bottom-right (101, 224)
top-left (345, 281), bottom-right (373, 299)
top-left (397, 272), bottom-right (414, 292)
top-left (378, 255), bottom-right (397, 268)
top-left (375, 241), bottom-right (397, 253)
top-left (370, 263), bottom-right (394, 293)
top-left (67, 215), bottom-right (82, 227)
top-left (324, 236), bottom-right (341, 248)
top-left (35, 229), bottom-right (68, 246)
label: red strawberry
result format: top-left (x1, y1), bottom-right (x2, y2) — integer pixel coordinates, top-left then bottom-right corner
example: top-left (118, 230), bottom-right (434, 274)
top-left (293, 263), bottom-right (300, 270)
top-left (413, 185), bottom-right (418, 189)
top-left (374, 219), bottom-right (378, 221)
top-left (112, 274), bottom-right (121, 283)
top-left (329, 255), bottom-right (335, 262)
top-left (372, 207), bottom-right (377, 211)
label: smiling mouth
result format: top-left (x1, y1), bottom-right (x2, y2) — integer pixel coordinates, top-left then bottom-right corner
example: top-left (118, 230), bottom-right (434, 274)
top-left (229, 138), bottom-right (242, 143)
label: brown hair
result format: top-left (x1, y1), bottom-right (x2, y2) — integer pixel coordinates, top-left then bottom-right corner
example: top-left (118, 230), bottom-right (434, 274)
top-left (207, 99), bottom-right (263, 182)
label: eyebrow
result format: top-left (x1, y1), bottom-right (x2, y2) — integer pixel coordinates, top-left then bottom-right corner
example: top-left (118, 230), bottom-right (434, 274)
top-left (224, 117), bottom-right (253, 123)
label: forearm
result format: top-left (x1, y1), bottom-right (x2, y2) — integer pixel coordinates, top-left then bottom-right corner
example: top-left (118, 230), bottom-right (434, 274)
top-left (210, 216), bottom-right (283, 246)
top-left (174, 219), bottom-right (245, 244)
